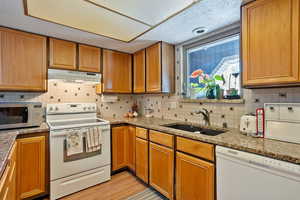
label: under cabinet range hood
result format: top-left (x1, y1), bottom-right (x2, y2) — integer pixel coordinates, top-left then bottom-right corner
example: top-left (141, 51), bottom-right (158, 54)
top-left (48, 69), bottom-right (101, 84)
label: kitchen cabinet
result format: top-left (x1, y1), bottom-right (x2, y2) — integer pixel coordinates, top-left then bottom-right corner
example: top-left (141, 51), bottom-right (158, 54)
top-left (146, 42), bottom-right (175, 93)
top-left (0, 27), bottom-right (47, 91)
top-left (126, 126), bottom-right (136, 172)
top-left (149, 142), bottom-right (174, 199)
top-left (17, 135), bottom-right (47, 199)
top-left (176, 137), bottom-right (215, 200)
top-left (133, 49), bottom-right (146, 93)
top-left (49, 38), bottom-right (77, 70)
top-left (112, 126), bottom-right (136, 172)
top-left (149, 130), bottom-right (174, 148)
top-left (176, 152), bottom-right (214, 200)
top-left (242, 0), bottom-right (300, 87)
top-left (112, 126), bottom-right (128, 171)
top-left (78, 44), bottom-right (101, 72)
top-left (103, 49), bottom-right (132, 93)
top-left (0, 143), bottom-right (17, 200)
top-left (135, 137), bottom-right (149, 183)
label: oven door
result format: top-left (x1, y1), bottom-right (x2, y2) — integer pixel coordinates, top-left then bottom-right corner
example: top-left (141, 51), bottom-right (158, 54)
top-left (50, 125), bottom-right (111, 181)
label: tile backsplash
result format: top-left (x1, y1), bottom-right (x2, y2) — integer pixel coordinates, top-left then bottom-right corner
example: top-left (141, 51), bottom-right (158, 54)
top-left (1, 80), bottom-right (300, 129)
top-left (0, 80), bottom-right (133, 119)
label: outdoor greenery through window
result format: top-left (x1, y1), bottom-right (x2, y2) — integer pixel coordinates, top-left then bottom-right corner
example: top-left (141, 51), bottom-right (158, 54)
top-left (184, 34), bottom-right (241, 100)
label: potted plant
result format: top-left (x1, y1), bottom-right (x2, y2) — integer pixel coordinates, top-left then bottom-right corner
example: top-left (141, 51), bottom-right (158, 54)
top-left (190, 69), bottom-right (224, 99)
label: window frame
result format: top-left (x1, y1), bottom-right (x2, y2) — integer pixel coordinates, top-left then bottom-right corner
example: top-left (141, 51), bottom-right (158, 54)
top-left (181, 26), bottom-right (242, 100)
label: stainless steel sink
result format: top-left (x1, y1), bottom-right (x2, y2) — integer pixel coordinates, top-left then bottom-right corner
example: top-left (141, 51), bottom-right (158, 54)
top-left (162, 123), bottom-right (225, 136)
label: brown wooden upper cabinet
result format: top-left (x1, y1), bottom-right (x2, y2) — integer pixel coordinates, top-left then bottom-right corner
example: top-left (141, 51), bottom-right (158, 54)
top-left (242, 0), bottom-right (300, 87)
top-left (78, 44), bottom-right (101, 72)
top-left (49, 38), bottom-right (77, 70)
top-left (0, 28), bottom-right (47, 91)
top-left (146, 42), bottom-right (175, 93)
top-left (103, 49), bottom-right (132, 93)
top-left (133, 49), bottom-right (146, 93)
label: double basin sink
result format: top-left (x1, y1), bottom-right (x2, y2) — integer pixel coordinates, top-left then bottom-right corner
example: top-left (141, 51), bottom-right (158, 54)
top-left (162, 123), bottom-right (226, 136)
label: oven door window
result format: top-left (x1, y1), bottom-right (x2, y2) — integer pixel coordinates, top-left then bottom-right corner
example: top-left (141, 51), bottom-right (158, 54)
top-left (0, 107), bottom-right (28, 125)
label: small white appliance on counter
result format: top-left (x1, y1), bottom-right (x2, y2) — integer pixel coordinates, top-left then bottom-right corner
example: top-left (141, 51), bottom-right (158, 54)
top-left (240, 114), bottom-right (256, 135)
top-left (265, 103), bottom-right (300, 144)
top-left (240, 108), bottom-right (265, 137)
top-left (216, 146), bottom-right (300, 200)
top-left (46, 103), bottom-right (111, 200)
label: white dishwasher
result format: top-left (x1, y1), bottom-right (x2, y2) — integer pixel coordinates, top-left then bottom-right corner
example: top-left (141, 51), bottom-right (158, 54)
top-left (216, 146), bottom-right (300, 200)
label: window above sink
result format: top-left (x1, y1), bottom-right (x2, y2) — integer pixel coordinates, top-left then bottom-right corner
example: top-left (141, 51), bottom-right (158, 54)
top-left (181, 27), bottom-right (242, 103)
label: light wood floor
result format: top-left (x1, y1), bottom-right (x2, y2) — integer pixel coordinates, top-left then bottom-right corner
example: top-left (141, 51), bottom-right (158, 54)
top-left (59, 171), bottom-right (147, 200)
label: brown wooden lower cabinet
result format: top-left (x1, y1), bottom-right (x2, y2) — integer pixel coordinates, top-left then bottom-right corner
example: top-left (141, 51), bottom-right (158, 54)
top-left (176, 152), bottom-right (214, 200)
top-left (17, 135), bottom-right (47, 199)
top-left (112, 126), bottom-right (136, 172)
top-left (112, 126), bottom-right (128, 171)
top-left (127, 126), bottom-right (136, 172)
top-left (0, 142), bottom-right (17, 200)
top-left (149, 142), bottom-right (174, 200)
top-left (135, 137), bottom-right (149, 183)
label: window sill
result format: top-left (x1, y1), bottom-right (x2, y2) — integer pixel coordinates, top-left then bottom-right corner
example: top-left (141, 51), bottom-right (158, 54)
top-left (179, 98), bottom-right (245, 104)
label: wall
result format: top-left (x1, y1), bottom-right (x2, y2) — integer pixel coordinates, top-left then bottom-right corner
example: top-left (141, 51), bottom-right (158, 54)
top-left (0, 80), bottom-right (133, 119)
top-left (135, 45), bottom-right (300, 129)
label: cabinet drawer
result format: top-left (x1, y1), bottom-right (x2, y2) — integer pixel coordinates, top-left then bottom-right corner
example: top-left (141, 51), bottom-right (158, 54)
top-left (265, 104), bottom-right (280, 120)
top-left (136, 127), bottom-right (148, 139)
top-left (279, 104), bottom-right (300, 122)
top-left (177, 137), bottom-right (214, 161)
top-left (149, 130), bottom-right (173, 148)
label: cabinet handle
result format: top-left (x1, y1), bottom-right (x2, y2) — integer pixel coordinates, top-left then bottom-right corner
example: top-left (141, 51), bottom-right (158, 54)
top-left (270, 107), bottom-right (274, 110)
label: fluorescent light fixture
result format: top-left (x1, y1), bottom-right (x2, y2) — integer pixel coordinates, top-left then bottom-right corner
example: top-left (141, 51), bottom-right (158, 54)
top-left (24, 0), bottom-right (198, 42)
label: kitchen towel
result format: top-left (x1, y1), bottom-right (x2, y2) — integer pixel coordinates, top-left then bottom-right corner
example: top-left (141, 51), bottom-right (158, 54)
top-left (66, 129), bottom-right (84, 156)
top-left (86, 126), bottom-right (102, 152)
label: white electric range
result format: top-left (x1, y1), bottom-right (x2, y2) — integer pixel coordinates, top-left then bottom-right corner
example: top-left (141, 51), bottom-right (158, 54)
top-left (46, 103), bottom-right (111, 200)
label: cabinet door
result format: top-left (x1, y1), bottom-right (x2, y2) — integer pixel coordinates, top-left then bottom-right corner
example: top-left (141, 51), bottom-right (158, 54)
top-left (126, 126), bottom-right (136, 171)
top-left (17, 136), bottom-right (46, 199)
top-left (7, 143), bottom-right (17, 200)
top-left (242, 0), bottom-right (299, 86)
top-left (112, 126), bottom-right (127, 171)
top-left (0, 28), bottom-right (47, 91)
top-left (133, 49), bottom-right (146, 93)
top-left (149, 142), bottom-right (174, 199)
top-left (78, 44), bottom-right (101, 72)
top-left (0, 143), bottom-right (17, 200)
top-left (49, 38), bottom-right (77, 70)
top-left (135, 137), bottom-right (148, 183)
top-left (146, 43), bottom-right (162, 93)
top-left (103, 49), bottom-right (132, 93)
top-left (176, 152), bottom-right (214, 200)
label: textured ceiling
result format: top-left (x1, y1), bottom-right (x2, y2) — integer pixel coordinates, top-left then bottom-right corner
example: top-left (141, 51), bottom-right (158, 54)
top-left (0, 0), bottom-right (241, 53)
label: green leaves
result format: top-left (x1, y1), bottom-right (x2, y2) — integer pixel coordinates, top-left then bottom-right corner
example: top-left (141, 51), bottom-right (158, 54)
top-left (214, 75), bottom-right (223, 81)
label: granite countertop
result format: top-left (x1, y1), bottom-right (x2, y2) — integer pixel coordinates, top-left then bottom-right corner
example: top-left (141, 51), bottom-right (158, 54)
top-left (104, 117), bottom-right (300, 165)
top-left (0, 122), bottom-right (49, 178)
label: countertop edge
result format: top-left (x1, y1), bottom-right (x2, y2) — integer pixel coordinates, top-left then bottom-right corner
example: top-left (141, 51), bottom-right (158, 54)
top-left (107, 118), bottom-right (300, 165)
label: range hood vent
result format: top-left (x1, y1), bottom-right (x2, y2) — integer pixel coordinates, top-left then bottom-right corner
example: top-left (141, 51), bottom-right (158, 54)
top-left (48, 69), bottom-right (101, 84)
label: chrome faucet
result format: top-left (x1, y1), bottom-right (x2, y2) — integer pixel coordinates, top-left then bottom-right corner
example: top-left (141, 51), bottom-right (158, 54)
top-left (192, 108), bottom-right (211, 127)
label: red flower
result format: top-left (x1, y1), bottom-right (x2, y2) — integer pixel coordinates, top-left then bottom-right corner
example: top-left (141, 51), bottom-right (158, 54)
top-left (190, 69), bottom-right (203, 78)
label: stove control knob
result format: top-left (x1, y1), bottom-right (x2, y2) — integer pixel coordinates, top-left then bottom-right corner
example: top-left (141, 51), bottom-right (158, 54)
top-left (55, 107), bottom-right (59, 111)
top-left (49, 107), bottom-right (53, 111)
top-left (92, 106), bottom-right (95, 110)
top-left (83, 107), bottom-right (86, 111)
top-left (88, 107), bottom-right (91, 110)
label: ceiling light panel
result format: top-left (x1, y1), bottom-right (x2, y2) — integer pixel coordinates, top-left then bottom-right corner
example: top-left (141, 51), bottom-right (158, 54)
top-left (25, 0), bottom-right (150, 42)
top-left (86, 0), bottom-right (197, 26)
